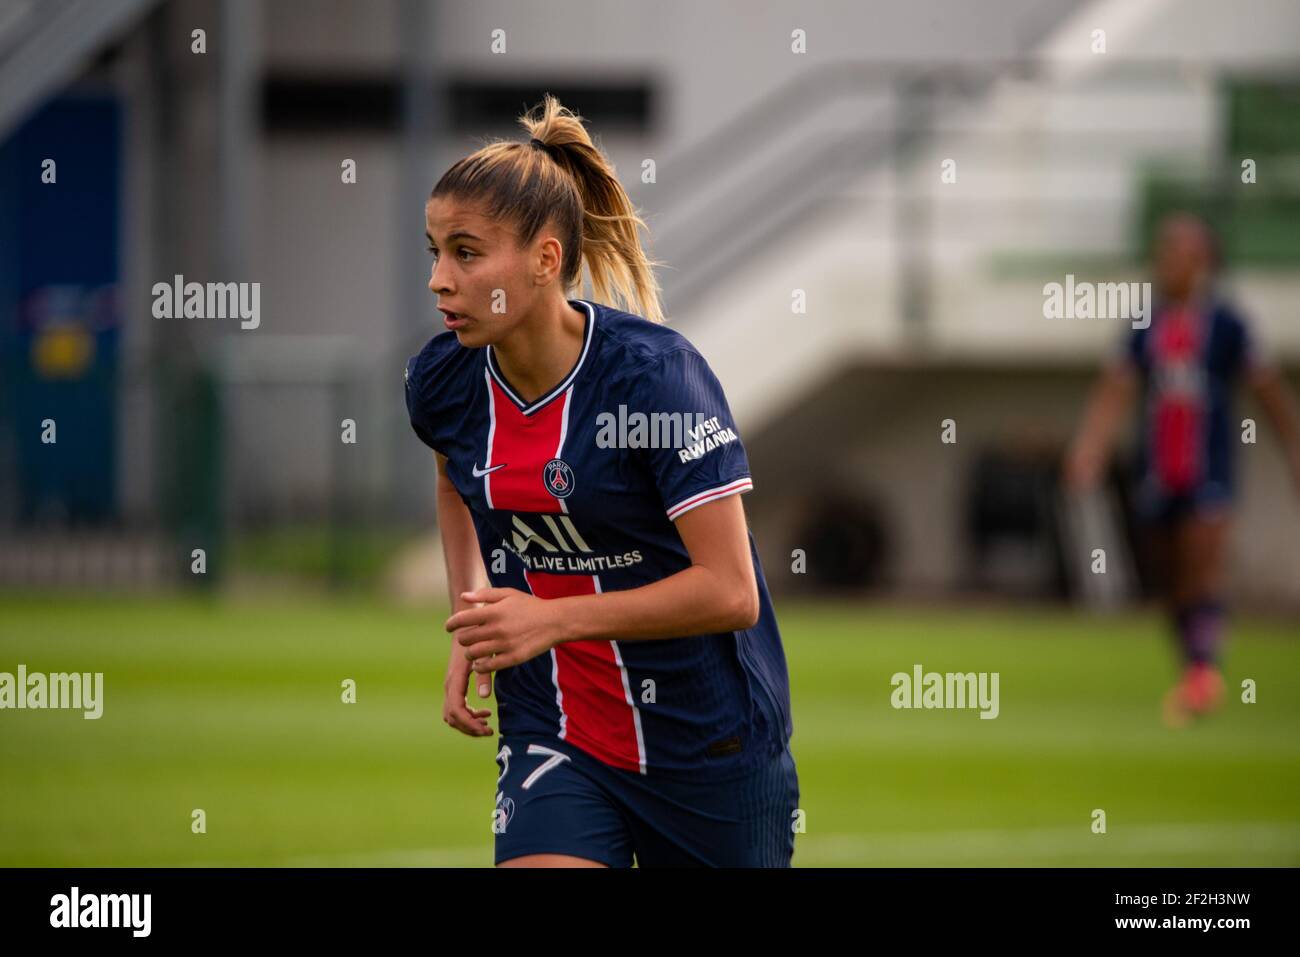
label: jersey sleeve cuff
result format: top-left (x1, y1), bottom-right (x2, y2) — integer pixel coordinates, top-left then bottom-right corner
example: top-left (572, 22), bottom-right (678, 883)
top-left (666, 476), bottom-right (754, 521)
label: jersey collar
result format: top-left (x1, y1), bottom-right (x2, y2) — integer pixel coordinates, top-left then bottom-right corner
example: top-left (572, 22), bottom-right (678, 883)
top-left (486, 299), bottom-right (596, 416)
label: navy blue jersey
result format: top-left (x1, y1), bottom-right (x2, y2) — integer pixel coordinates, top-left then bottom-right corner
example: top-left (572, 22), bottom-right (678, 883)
top-left (1118, 297), bottom-right (1260, 499)
top-left (405, 299), bottom-right (793, 780)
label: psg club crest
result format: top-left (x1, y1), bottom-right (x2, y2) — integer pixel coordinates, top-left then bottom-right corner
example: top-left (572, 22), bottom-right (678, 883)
top-left (493, 796), bottom-right (515, 834)
top-left (543, 458), bottom-right (575, 499)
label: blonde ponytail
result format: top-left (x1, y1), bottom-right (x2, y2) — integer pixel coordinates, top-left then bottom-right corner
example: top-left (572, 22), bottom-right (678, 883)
top-left (523, 95), bottom-right (666, 325)
top-left (431, 93), bottom-right (665, 324)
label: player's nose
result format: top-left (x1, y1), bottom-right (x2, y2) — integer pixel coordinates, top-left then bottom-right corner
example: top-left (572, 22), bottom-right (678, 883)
top-left (428, 260), bottom-right (451, 296)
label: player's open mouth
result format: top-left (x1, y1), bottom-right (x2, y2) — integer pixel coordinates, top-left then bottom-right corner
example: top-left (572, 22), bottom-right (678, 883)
top-left (439, 308), bottom-right (469, 330)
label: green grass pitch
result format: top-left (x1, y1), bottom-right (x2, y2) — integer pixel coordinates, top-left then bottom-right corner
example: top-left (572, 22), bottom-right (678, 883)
top-left (1, 595), bottom-right (1296, 866)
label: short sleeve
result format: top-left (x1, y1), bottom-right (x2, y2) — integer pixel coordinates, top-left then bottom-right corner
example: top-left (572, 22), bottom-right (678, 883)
top-left (632, 348), bottom-right (753, 521)
top-left (404, 333), bottom-right (464, 457)
top-left (1227, 305), bottom-right (1270, 375)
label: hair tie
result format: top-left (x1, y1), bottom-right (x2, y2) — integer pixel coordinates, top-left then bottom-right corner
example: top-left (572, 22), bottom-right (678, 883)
top-left (529, 137), bottom-right (547, 151)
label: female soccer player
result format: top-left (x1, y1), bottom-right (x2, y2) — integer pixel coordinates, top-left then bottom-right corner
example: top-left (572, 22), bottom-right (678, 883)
top-left (1065, 213), bottom-right (1300, 727)
top-left (404, 95), bottom-right (798, 866)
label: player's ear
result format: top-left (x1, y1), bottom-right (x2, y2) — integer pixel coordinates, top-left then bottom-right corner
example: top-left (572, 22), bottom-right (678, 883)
top-left (540, 237), bottom-right (561, 286)
top-left (530, 232), bottom-right (562, 286)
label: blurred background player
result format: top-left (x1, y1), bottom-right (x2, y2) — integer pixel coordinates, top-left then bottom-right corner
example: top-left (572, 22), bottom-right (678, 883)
top-left (1065, 213), bottom-right (1300, 727)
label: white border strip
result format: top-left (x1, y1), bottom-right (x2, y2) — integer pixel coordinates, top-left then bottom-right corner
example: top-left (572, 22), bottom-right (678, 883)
top-left (666, 477), bottom-right (753, 520)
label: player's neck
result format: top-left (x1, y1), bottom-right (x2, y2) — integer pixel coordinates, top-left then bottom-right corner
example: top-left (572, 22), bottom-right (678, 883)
top-left (492, 297), bottom-right (587, 405)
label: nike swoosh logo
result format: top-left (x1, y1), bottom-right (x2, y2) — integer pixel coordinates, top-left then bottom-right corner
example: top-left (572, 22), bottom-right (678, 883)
top-left (472, 462), bottom-right (507, 477)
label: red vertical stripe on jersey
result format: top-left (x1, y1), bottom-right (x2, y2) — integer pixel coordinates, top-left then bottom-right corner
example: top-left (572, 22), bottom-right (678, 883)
top-left (484, 378), bottom-right (642, 773)
top-left (485, 379), bottom-right (569, 511)
top-left (522, 569), bottom-right (642, 773)
top-left (1152, 306), bottom-right (1203, 492)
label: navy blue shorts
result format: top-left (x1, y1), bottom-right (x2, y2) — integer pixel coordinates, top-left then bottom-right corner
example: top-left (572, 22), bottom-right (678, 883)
top-left (492, 734), bottom-right (800, 867)
top-left (1135, 478), bottom-right (1233, 527)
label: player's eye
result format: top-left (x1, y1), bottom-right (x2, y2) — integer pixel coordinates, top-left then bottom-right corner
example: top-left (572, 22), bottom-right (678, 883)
top-left (426, 246), bottom-right (474, 261)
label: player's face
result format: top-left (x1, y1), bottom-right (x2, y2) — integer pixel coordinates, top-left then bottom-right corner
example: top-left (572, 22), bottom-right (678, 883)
top-left (425, 196), bottom-right (546, 348)
top-left (1153, 218), bottom-right (1211, 301)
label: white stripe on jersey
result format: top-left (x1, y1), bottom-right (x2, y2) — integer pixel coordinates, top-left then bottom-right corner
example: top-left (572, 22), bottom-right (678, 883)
top-left (666, 476), bottom-right (754, 520)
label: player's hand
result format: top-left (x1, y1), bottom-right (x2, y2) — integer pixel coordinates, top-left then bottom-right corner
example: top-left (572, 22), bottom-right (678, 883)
top-left (446, 587), bottom-right (566, 674)
top-left (442, 636), bottom-right (494, 737)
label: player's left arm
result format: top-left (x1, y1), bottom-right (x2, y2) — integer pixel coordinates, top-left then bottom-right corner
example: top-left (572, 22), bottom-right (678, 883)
top-left (561, 492), bottom-right (759, 638)
top-left (1246, 363), bottom-right (1300, 495)
top-left (1235, 312), bottom-right (1300, 495)
top-left (446, 494), bottom-right (760, 673)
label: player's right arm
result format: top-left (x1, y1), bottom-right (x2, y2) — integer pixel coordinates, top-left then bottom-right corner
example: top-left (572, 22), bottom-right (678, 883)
top-left (435, 450), bottom-right (495, 737)
top-left (1064, 357), bottom-right (1138, 492)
